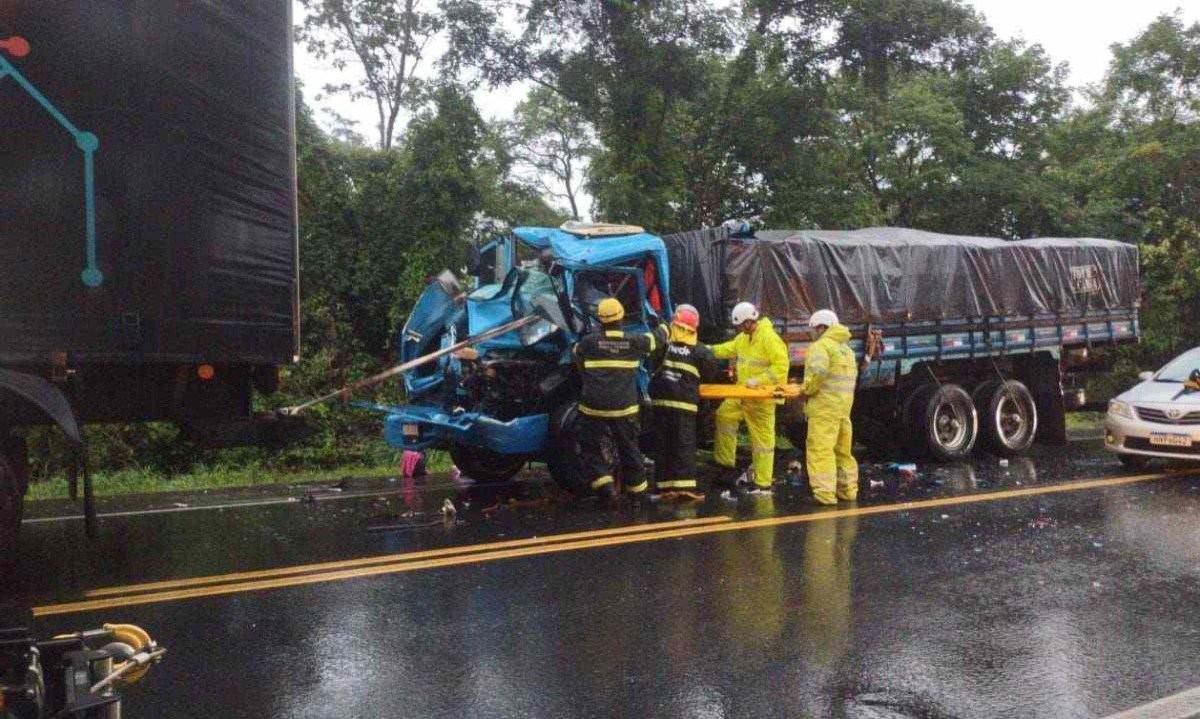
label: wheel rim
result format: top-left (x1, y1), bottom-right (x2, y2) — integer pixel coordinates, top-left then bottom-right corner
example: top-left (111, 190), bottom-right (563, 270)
top-left (996, 396), bottom-right (1028, 447)
top-left (994, 388), bottom-right (1035, 449)
top-left (934, 400), bottom-right (968, 449)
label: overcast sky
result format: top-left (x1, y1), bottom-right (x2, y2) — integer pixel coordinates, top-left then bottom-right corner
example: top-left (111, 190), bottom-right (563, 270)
top-left (293, 0), bottom-right (1197, 216)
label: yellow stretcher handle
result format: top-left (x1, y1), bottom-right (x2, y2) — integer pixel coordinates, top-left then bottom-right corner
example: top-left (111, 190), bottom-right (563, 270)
top-left (698, 383), bottom-right (803, 400)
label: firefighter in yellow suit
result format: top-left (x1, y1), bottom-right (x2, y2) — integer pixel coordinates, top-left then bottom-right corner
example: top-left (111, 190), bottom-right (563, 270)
top-left (711, 302), bottom-right (791, 492)
top-left (800, 309), bottom-right (859, 505)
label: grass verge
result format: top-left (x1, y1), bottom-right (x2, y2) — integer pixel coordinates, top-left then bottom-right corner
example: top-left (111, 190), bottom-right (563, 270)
top-left (1066, 412), bottom-right (1105, 431)
top-left (26, 451), bottom-right (453, 502)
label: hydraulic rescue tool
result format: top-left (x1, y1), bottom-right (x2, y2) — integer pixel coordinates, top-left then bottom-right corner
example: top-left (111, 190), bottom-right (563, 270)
top-left (0, 623), bottom-right (166, 719)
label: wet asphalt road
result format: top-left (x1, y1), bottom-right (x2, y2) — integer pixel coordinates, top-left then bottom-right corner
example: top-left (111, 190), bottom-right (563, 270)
top-left (8, 438), bottom-right (1200, 718)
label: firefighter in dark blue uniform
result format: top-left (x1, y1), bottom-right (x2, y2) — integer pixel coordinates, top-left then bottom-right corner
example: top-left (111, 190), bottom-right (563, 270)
top-left (573, 297), bottom-right (669, 499)
top-left (649, 304), bottom-right (713, 500)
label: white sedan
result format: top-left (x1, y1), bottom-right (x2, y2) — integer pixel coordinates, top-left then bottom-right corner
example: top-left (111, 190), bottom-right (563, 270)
top-left (1106, 347), bottom-right (1200, 469)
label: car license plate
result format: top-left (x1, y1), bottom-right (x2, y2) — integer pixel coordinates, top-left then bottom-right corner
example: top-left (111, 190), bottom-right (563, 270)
top-left (402, 423), bottom-right (420, 438)
top-left (1150, 433), bottom-right (1192, 448)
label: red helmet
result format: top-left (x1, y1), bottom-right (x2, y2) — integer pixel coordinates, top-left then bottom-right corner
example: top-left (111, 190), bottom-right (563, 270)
top-left (673, 304), bottom-right (700, 330)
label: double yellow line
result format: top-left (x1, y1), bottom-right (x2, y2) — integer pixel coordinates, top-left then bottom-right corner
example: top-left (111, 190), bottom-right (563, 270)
top-left (33, 471), bottom-right (1185, 617)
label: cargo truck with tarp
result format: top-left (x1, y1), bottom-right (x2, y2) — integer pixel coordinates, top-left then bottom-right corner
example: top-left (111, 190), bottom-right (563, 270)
top-left (0, 1), bottom-right (300, 563)
top-left (662, 226), bottom-right (1141, 460)
top-left (379, 223), bottom-right (1140, 494)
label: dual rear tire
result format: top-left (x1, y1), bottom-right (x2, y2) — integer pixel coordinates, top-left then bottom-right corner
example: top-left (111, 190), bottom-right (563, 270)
top-left (904, 384), bottom-right (979, 462)
top-left (972, 380), bottom-right (1038, 457)
top-left (902, 380), bottom-right (1037, 461)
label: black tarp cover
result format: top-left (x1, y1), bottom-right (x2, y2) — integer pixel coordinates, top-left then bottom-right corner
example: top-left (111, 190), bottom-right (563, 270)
top-left (663, 226), bottom-right (729, 339)
top-left (662, 227), bottom-right (1140, 332)
top-left (0, 1), bottom-right (298, 364)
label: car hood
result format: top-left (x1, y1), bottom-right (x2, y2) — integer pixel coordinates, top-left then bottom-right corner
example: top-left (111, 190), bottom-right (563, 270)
top-left (1119, 381), bottom-right (1200, 405)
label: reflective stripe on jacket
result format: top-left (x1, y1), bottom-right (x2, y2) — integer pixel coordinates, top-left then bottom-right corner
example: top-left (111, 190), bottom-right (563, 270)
top-left (802, 324), bottom-right (857, 415)
top-left (649, 341), bottom-right (714, 410)
top-left (574, 325), bottom-right (670, 417)
top-left (710, 317), bottom-right (790, 388)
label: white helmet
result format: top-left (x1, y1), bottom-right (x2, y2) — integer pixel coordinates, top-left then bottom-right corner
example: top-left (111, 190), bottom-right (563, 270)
top-left (731, 302), bottom-right (760, 326)
top-left (809, 309), bottom-right (838, 328)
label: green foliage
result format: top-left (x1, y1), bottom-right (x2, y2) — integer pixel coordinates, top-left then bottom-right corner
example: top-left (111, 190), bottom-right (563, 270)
top-left (1044, 14), bottom-right (1200, 370)
top-left (27, 4), bottom-right (1200, 492)
top-left (1104, 13), bottom-right (1200, 126)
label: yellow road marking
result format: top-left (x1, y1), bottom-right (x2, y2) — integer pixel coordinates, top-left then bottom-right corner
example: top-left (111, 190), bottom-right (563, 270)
top-left (34, 471), bottom-right (1188, 617)
top-left (83, 515), bottom-right (734, 598)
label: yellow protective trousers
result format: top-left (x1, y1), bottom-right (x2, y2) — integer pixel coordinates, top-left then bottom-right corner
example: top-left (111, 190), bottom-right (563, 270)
top-left (802, 324), bottom-right (859, 504)
top-left (713, 398), bottom-right (777, 488)
top-left (806, 415), bottom-right (857, 504)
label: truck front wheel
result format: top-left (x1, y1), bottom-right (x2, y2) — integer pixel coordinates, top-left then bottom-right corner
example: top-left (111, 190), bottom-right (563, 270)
top-left (973, 380), bottom-right (1038, 456)
top-left (449, 444), bottom-right (527, 484)
top-left (545, 403), bottom-right (593, 494)
top-left (905, 384), bottom-right (978, 462)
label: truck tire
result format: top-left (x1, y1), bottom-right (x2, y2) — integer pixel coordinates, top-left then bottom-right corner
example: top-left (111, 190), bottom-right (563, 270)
top-left (545, 402), bottom-right (592, 494)
top-left (973, 380), bottom-right (1038, 456)
top-left (0, 434), bottom-right (28, 573)
top-left (905, 384), bottom-right (978, 462)
top-left (449, 444), bottom-right (527, 483)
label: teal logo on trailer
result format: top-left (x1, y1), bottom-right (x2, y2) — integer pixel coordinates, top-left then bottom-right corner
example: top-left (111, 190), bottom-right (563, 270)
top-left (0, 35), bottom-right (104, 287)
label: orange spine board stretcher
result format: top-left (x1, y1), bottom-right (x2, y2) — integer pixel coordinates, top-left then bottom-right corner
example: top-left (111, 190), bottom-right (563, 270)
top-left (698, 384), bottom-right (803, 400)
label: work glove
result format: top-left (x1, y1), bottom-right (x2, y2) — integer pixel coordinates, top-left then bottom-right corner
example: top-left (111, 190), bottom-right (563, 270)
top-left (745, 377), bottom-right (762, 389)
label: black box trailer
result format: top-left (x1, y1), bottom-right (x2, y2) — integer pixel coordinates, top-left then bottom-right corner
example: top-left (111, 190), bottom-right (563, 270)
top-left (662, 227), bottom-right (1141, 461)
top-left (0, 1), bottom-right (299, 560)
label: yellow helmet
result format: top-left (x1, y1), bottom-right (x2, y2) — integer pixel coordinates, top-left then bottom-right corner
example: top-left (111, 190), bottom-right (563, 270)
top-left (597, 298), bottom-right (625, 324)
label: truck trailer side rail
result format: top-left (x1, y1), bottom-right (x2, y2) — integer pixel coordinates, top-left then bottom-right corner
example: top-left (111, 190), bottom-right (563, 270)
top-left (776, 310), bottom-right (1139, 369)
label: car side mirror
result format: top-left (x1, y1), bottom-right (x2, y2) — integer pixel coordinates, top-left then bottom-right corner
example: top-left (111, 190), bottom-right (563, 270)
top-left (1138, 371), bottom-right (1155, 382)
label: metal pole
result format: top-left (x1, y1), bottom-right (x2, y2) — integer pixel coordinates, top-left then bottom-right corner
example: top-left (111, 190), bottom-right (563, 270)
top-left (281, 315), bottom-right (544, 415)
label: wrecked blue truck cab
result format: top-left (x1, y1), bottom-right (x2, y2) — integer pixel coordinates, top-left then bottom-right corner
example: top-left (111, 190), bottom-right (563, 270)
top-left (375, 225), bottom-right (673, 487)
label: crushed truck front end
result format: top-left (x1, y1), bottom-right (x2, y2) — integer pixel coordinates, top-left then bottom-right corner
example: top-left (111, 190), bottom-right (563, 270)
top-left (370, 225), bottom-right (672, 486)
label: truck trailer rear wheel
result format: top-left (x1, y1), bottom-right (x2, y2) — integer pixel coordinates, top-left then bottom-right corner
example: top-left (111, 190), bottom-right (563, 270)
top-left (0, 434), bottom-right (28, 573)
top-left (905, 384), bottom-right (978, 462)
top-left (973, 380), bottom-right (1038, 456)
top-left (449, 444), bottom-right (527, 483)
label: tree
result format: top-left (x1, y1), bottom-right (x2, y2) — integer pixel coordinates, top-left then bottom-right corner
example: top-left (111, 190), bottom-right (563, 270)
top-left (296, 82), bottom-right (565, 363)
top-left (841, 73), bottom-right (970, 227)
top-left (1044, 14), bottom-right (1200, 369)
top-left (298, 0), bottom-right (444, 150)
top-left (443, 0), bottom-right (734, 227)
top-left (506, 87), bottom-right (597, 220)
top-left (1105, 13), bottom-right (1200, 126)
top-left (833, 0), bottom-right (991, 98)
top-left (929, 39), bottom-right (1071, 238)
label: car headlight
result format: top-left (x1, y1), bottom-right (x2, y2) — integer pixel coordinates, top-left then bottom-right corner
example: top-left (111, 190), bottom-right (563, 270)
top-left (1108, 400), bottom-right (1134, 419)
